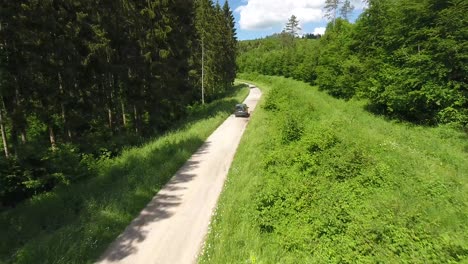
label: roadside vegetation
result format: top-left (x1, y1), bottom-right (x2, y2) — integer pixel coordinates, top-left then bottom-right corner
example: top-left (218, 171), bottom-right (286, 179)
top-left (199, 74), bottom-right (468, 263)
top-left (0, 85), bottom-right (248, 264)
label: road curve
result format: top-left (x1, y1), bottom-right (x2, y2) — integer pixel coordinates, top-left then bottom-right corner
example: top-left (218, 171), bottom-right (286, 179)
top-left (97, 86), bottom-right (262, 264)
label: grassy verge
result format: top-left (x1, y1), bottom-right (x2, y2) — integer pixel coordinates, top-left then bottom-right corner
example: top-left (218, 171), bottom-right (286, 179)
top-left (199, 74), bottom-right (468, 263)
top-left (0, 84), bottom-right (249, 264)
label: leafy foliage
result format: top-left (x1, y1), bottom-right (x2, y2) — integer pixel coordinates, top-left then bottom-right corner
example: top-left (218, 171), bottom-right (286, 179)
top-left (237, 0), bottom-right (468, 125)
top-left (353, 0), bottom-right (468, 125)
top-left (237, 36), bottom-right (320, 84)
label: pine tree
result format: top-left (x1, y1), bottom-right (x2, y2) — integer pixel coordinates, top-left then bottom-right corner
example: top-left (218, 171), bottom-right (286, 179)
top-left (340, 0), bottom-right (354, 21)
top-left (195, 0), bottom-right (223, 101)
top-left (222, 0), bottom-right (237, 88)
top-left (324, 0), bottom-right (342, 25)
top-left (284, 15), bottom-right (302, 37)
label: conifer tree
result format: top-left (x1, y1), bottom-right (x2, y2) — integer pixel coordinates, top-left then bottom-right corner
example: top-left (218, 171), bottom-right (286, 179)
top-left (340, 0), bottom-right (354, 21)
top-left (284, 15), bottom-right (302, 37)
top-left (195, 0), bottom-right (221, 100)
top-left (324, 0), bottom-right (342, 25)
top-left (222, 0), bottom-right (237, 88)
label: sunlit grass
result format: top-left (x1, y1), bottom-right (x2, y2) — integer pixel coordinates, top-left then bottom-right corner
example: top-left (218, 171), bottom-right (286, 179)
top-left (0, 85), bottom-right (249, 264)
top-left (199, 74), bottom-right (468, 263)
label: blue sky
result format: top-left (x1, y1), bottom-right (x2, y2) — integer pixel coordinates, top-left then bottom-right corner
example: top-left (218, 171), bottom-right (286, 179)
top-left (225, 0), bottom-right (366, 40)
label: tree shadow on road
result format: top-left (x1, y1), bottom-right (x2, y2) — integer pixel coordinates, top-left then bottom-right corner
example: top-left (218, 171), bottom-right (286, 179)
top-left (99, 142), bottom-right (212, 262)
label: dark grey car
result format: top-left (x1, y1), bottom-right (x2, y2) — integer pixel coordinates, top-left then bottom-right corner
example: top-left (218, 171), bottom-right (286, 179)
top-left (234, 103), bottom-right (250, 117)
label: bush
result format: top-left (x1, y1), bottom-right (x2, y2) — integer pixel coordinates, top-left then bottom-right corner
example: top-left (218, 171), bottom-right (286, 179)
top-left (280, 115), bottom-right (303, 144)
top-left (0, 143), bottom-right (95, 207)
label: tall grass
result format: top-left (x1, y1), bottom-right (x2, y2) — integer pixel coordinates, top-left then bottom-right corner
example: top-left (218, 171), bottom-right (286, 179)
top-left (199, 74), bottom-right (468, 263)
top-left (0, 84), bottom-right (249, 264)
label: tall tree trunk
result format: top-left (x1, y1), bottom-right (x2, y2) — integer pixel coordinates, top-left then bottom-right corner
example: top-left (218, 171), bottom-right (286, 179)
top-left (49, 125), bottom-right (57, 150)
top-left (121, 100), bottom-right (127, 127)
top-left (107, 74), bottom-right (114, 131)
top-left (20, 130), bottom-right (26, 144)
top-left (10, 126), bottom-right (18, 155)
top-left (16, 86), bottom-right (27, 144)
top-left (133, 104), bottom-right (140, 134)
top-left (59, 96), bottom-right (67, 139)
top-left (108, 107), bottom-right (113, 130)
top-left (60, 102), bottom-right (72, 140)
top-left (10, 79), bottom-right (22, 150)
top-left (58, 73), bottom-right (72, 141)
top-left (0, 109), bottom-right (9, 158)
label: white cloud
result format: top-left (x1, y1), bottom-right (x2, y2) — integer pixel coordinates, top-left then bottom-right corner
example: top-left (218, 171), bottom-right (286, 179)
top-left (313, 27), bottom-right (326, 35)
top-left (351, 0), bottom-right (368, 10)
top-left (235, 0), bottom-right (367, 31)
top-left (235, 0), bottom-right (324, 30)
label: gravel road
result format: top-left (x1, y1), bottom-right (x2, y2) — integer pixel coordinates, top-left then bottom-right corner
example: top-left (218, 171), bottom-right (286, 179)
top-left (97, 86), bottom-right (262, 264)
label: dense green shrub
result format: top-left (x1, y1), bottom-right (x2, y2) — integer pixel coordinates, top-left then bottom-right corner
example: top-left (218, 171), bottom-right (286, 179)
top-left (280, 115), bottom-right (303, 144)
top-left (0, 144), bottom-right (94, 207)
top-left (315, 19), bottom-right (363, 99)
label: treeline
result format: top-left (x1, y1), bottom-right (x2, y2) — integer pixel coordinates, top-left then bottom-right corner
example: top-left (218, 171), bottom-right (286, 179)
top-left (237, 36), bottom-right (319, 84)
top-left (238, 0), bottom-right (467, 125)
top-left (0, 0), bottom-right (237, 206)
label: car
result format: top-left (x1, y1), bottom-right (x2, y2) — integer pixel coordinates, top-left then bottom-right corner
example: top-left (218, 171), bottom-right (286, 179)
top-left (248, 84), bottom-right (255, 88)
top-left (234, 103), bottom-right (250, 117)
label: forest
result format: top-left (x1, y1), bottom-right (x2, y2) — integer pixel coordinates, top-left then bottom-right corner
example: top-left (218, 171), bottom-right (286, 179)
top-left (238, 0), bottom-right (467, 126)
top-left (0, 0), bottom-right (237, 207)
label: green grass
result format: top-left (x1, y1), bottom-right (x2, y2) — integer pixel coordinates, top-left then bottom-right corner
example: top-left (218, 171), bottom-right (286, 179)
top-left (199, 74), bottom-right (468, 263)
top-left (0, 84), bottom-right (249, 264)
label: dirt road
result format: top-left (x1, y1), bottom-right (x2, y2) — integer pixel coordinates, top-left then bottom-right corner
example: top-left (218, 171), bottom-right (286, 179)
top-left (97, 86), bottom-right (262, 264)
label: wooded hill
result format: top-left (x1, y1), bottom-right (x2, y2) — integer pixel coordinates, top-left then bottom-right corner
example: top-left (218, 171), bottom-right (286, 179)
top-left (0, 0), bottom-right (237, 206)
top-left (238, 0), bottom-right (467, 126)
